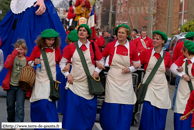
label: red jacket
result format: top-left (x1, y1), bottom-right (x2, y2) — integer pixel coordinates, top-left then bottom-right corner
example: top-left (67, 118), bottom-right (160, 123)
top-left (67, 6), bottom-right (76, 20)
top-left (95, 36), bottom-right (105, 51)
top-left (172, 41), bottom-right (184, 62)
top-left (183, 90), bottom-right (194, 127)
top-left (133, 36), bottom-right (153, 53)
top-left (2, 49), bottom-right (31, 98)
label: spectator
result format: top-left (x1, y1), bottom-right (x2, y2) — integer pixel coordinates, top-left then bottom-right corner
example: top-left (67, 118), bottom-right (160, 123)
top-left (103, 31), bottom-right (113, 49)
top-left (2, 39), bottom-right (28, 123)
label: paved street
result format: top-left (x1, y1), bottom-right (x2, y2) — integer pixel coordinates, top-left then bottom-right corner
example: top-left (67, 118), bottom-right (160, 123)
top-left (0, 83), bottom-right (175, 130)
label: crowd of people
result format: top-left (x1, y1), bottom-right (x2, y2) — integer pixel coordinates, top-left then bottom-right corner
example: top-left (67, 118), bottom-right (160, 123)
top-left (1, 0), bottom-right (194, 130)
top-left (1, 21), bottom-right (194, 130)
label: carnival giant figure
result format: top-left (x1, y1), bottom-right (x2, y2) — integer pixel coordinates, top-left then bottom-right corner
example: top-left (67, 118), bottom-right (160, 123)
top-left (0, 0), bottom-right (67, 84)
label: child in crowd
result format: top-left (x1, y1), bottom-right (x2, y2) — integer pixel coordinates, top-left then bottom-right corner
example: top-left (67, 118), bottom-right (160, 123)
top-left (2, 39), bottom-right (28, 123)
top-left (28, 29), bottom-right (62, 127)
top-left (0, 49), bottom-right (3, 72)
top-left (180, 90), bottom-right (194, 130)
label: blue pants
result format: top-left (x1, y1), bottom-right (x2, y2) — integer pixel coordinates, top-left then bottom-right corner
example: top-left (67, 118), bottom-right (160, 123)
top-left (172, 75), bottom-right (181, 110)
top-left (6, 85), bottom-right (25, 122)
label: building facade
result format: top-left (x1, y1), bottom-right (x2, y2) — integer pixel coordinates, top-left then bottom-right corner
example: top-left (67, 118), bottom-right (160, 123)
top-left (114, 0), bottom-right (194, 36)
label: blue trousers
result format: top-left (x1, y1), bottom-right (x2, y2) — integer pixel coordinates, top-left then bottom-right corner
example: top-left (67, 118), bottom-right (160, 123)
top-left (172, 75), bottom-right (181, 110)
top-left (6, 85), bottom-right (25, 122)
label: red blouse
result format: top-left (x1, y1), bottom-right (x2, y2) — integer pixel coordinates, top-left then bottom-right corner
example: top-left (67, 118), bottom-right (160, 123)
top-left (28, 46), bottom-right (62, 64)
top-left (102, 41), bottom-right (139, 66)
top-left (139, 48), bottom-right (172, 71)
top-left (174, 55), bottom-right (194, 76)
top-left (62, 42), bottom-right (102, 65)
top-left (172, 41), bottom-right (184, 62)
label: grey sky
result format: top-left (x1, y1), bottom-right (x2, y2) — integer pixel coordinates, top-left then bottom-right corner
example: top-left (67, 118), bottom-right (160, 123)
top-left (52, 0), bottom-right (69, 6)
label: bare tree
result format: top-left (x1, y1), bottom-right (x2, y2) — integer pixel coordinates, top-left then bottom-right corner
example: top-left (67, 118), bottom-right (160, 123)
top-left (56, 0), bottom-right (69, 10)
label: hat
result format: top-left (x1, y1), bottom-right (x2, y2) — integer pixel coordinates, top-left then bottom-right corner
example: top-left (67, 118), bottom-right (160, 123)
top-left (184, 40), bottom-right (194, 53)
top-left (41, 29), bottom-right (59, 38)
top-left (78, 24), bottom-right (92, 39)
top-left (114, 24), bottom-right (131, 36)
top-left (68, 30), bottom-right (78, 42)
top-left (185, 32), bottom-right (194, 39)
top-left (153, 30), bottom-right (168, 43)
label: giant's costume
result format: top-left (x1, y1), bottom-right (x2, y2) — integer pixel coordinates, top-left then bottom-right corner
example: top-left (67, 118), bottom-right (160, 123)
top-left (0, 0), bottom-right (67, 84)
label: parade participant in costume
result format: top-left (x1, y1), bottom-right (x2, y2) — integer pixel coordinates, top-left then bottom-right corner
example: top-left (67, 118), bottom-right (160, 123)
top-left (66, 30), bottom-right (79, 45)
top-left (0, 0), bottom-right (67, 84)
top-left (28, 29), bottom-right (62, 126)
top-left (77, 17), bottom-right (87, 28)
top-left (170, 40), bottom-right (194, 130)
top-left (67, 0), bottom-right (77, 27)
top-left (57, 30), bottom-right (79, 114)
top-left (60, 24), bottom-right (104, 130)
top-left (180, 90), bottom-right (194, 130)
top-left (130, 29), bottom-right (138, 45)
top-left (0, 49), bottom-right (3, 72)
top-left (2, 39), bottom-right (28, 122)
top-left (100, 24), bottom-right (140, 130)
top-left (74, 0), bottom-right (91, 21)
top-left (133, 29), bottom-right (153, 53)
top-left (139, 30), bottom-right (172, 130)
top-left (172, 31), bottom-right (194, 110)
top-left (95, 28), bottom-right (105, 51)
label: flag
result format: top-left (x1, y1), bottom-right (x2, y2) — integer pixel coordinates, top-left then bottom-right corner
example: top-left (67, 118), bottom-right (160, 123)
top-left (88, 5), bottom-right (96, 40)
top-left (0, 37), bottom-right (1, 46)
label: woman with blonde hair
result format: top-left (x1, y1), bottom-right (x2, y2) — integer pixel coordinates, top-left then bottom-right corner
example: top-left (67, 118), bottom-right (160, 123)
top-left (100, 24), bottom-right (140, 130)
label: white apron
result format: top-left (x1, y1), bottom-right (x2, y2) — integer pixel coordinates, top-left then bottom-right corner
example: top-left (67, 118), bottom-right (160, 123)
top-left (11, 0), bottom-right (38, 14)
top-left (65, 47), bottom-right (95, 100)
top-left (143, 55), bottom-right (171, 109)
top-left (105, 46), bottom-right (136, 104)
top-left (174, 62), bottom-right (194, 114)
top-left (30, 50), bottom-right (56, 102)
